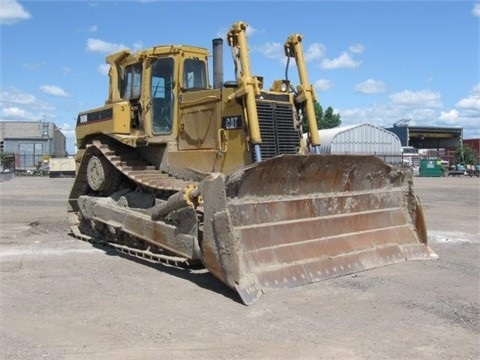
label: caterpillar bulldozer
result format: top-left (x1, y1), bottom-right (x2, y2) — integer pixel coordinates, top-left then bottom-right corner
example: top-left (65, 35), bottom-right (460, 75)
top-left (68, 21), bottom-right (437, 305)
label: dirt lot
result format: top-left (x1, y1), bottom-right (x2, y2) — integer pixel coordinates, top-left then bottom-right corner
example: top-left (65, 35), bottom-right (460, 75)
top-left (0, 175), bottom-right (479, 360)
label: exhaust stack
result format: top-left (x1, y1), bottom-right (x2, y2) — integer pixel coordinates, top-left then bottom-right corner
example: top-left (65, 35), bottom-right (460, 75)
top-left (212, 38), bottom-right (224, 89)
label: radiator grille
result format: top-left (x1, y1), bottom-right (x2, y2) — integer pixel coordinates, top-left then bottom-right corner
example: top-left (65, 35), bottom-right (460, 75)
top-left (254, 101), bottom-right (300, 161)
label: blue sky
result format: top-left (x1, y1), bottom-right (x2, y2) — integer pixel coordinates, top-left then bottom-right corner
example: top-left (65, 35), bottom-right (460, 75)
top-left (1, 0), bottom-right (479, 154)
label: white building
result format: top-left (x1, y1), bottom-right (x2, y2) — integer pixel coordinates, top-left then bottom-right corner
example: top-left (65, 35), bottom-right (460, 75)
top-left (304, 123), bottom-right (402, 165)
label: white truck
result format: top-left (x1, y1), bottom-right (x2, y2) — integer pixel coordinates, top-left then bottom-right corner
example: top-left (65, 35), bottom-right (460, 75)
top-left (49, 157), bottom-right (76, 178)
top-left (401, 146), bottom-right (420, 166)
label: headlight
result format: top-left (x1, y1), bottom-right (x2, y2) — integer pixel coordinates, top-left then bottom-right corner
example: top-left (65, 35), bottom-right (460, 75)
top-left (270, 79), bottom-right (291, 92)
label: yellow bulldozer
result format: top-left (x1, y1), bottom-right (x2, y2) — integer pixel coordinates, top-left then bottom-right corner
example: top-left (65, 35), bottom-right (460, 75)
top-left (68, 21), bottom-right (437, 305)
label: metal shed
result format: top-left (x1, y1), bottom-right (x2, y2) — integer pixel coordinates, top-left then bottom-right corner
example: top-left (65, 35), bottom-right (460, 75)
top-left (304, 123), bottom-right (402, 164)
top-left (385, 124), bottom-right (462, 149)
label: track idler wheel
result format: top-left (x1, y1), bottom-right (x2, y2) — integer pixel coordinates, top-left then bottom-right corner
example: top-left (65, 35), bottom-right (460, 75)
top-left (87, 155), bottom-right (119, 194)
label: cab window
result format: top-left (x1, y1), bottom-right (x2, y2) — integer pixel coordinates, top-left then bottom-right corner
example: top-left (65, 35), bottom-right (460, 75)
top-left (183, 59), bottom-right (207, 89)
top-left (151, 58), bottom-right (175, 134)
top-left (122, 63), bottom-right (142, 100)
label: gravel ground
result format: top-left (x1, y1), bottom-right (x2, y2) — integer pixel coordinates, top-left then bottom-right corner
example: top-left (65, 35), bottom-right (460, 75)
top-left (0, 175), bottom-right (479, 360)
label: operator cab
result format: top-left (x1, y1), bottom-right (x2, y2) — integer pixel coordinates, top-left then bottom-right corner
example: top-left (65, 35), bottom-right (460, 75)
top-left (150, 57), bottom-right (208, 135)
top-left (148, 50), bottom-right (208, 135)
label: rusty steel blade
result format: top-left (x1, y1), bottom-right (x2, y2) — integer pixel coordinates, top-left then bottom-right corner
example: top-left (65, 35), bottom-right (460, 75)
top-left (201, 155), bottom-right (437, 305)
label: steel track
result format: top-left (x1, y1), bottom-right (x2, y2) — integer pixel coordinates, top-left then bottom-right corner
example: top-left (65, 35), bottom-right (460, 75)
top-left (68, 140), bottom-right (200, 267)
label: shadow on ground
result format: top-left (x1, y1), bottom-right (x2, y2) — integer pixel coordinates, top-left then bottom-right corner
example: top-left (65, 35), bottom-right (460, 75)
top-left (68, 232), bottom-right (243, 305)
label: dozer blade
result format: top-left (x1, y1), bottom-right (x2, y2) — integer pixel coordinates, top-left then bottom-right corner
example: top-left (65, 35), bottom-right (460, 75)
top-left (200, 154), bottom-right (437, 305)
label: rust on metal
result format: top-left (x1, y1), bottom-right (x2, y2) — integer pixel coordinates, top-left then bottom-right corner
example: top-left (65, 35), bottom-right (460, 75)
top-left (202, 154), bottom-right (437, 305)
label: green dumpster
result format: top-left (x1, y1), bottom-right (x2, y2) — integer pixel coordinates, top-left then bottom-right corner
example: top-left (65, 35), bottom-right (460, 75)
top-left (419, 158), bottom-right (443, 177)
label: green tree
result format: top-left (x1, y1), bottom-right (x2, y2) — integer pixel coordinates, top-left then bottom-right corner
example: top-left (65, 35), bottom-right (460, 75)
top-left (454, 144), bottom-right (478, 165)
top-left (303, 102), bottom-right (341, 133)
top-left (313, 102), bottom-right (323, 126)
top-left (0, 150), bottom-right (8, 164)
top-left (321, 106), bottom-right (341, 129)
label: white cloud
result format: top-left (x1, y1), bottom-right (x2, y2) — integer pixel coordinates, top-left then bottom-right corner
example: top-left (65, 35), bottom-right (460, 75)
top-left (0, 88), bottom-right (36, 105)
top-left (407, 108), bottom-right (438, 122)
top-left (472, 83), bottom-right (480, 95)
top-left (0, 0), bottom-right (31, 25)
top-left (98, 64), bottom-right (110, 76)
top-left (304, 43), bottom-right (326, 62)
top-left (339, 104), bottom-right (408, 128)
top-left (58, 122), bottom-right (76, 139)
top-left (472, 3), bottom-right (480, 17)
top-left (439, 109), bottom-right (459, 123)
top-left (246, 24), bottom-right (256, 37)
top-left (355, 79), bottom-right (387, 94)
top-left (338, 104), bottom-right (478, 139)
top-left (313, 79), bottom-right (332, 91)
top-left (0, 87), bottom-right (55, 122)
top-left (336, 84), bottom-right (479, 139)
top-left (257, 42), bottom-right (284, 60)
top-left (0, 105), bottom-right (53, 122)
top-left (39, 85), bottom-right (69, 97)
top-left (89, 25), bottom-right (98, 33)
top-left (389, 90), bottom-right (442, 108)
top-left (340, 105), bottom-right (426, 130)
top-left (456, 97), bottom-right (480, 110)
top-left (255, 41), bottom-right (324, 65)
top-left (86, 38), bottom-right (128, 53)
top-left (132, 40), bottom-right (144, 51)
top-left (1, 106), bottom-right (29, 119)
top-left (321, 52), bottom-right (361, 69)
top-left (455, 84), bottom-right (480, 110)
top-left (23, 62), bottom-right (47, 71)
top-left (0, 88), bottom-right (79, 150)
top-left (349, 43), bottom-right (364, 54)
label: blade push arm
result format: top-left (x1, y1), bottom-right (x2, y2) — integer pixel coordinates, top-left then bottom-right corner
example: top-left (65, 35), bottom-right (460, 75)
top-left (284, 34), bottom-right (321, 152)
top-left (227, 21), bottom-right (263, 161)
